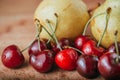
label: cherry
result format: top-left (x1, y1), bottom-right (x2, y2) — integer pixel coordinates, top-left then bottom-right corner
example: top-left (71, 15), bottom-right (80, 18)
top-left (98, 52), bottom-right (120, 80)
top-left (52, 38), bottom-right (73, 53)
top-left (108, 42), bottom-right (120, 53)
top-left (82, 40), bottom-right (105, 57)
top-left (82, 8), bottom-right (112, 58)
top-left (59, 38), bottom-right (73, 47)
top-left (98, 30), bottom-right (120, 80)
top-left (75, 35), bottom-right (89, 50)
top-left (74, 7), bottom-right (108, 51)
top-left (28, 39), bottom-right (47, 56)
top-left (1, 45), bottom-right (25, 68)
top-left (51, 42), bottom-right (61, 54)
top-left (43, 15), bottom-right (79, 71)
top-left (29, 50), bottom-right (54, 73)
top-left (74, 13), bottom-right (91, 51)
top-left (76, 55), bottom-right (99, 79)
top-left (55, 48), bottom-right (78, 71)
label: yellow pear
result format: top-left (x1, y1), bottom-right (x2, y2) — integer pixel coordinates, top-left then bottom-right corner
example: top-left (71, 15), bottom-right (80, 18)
top-left (91, 0), bottom-right (120, 48)
top-left (34, 0), bottom-right (89, 40)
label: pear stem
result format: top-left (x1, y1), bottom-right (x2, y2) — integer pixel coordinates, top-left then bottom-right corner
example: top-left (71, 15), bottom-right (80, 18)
top-left (115, 31), bottom-right (119, 63)
top-left (82, 12), bottom-right (106, 36)
top-left (46, 19), bottom-right (62, 51)
top-left (97, 8), bottom-right (111, 47)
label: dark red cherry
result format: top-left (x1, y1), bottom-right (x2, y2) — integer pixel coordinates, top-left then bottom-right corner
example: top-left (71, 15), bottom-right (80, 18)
top-left (1, 45), bottom-right (25, 68)
top-left (82, 40), bottom-right (105, 57)
top-left (55, 48), bottom-right (78, 71)
top-left (59, 38), bottom-right (73, 47)
top-left (75, 35), bottom-right (89, 50)
top-left (28, 39), bottom-right (47, 56)
top-left (52, 38), bottom-right (73, 53)
top-left (108, 42), bottom-right (120, 53)
top-left (51, 42), bottom-right (61, 54)
top-left (98, 52), bottom-right (120, 80)
top-left (76, 55), bottom-right (99, 79)
top-left (29, 50), bottom-right (54, 73)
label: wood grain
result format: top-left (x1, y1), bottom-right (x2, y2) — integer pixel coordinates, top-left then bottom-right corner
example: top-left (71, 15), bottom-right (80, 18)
top-left (0, 0), bottom-right (105, 80)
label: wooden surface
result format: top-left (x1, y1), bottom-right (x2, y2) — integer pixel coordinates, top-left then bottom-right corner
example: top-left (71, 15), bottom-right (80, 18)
top-left (0, 0), bottom-right (105, 80)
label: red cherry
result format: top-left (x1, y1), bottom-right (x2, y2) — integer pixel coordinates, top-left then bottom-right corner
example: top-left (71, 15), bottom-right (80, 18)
top-left (28, 39), bottom-right (47, 56)
top-left (82, 40), bottom-right (104, 57)
top-left (77, 55), bottom-right (99, 79)
top-left (55, 49), bottom-right (78, 71)
top-left (1, 45), bottom-right (25, 68)
top-left (29, 50), bottom-right (54, 73)
top-left (51, 42), bottom-right (61, 54)
top-left (108, 42), bottom-right (120, 53)
top-left (98, 52), bottom-right (120, 80)
top-left (59, 38), bottom-right (73, 47)
top-left (52, 38), bottom-right (73, 53)
top-left (75, 35), bottom-right (89, 50)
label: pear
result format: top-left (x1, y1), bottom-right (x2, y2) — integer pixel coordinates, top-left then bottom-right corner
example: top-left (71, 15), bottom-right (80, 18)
top-left (91, 0), bottom-right (120, 48)
top-left (34, 0), bottom-right (89, 40)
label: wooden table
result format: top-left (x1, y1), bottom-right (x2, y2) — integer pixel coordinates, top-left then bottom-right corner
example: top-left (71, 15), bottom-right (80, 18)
top-left (0, 0), bottom-right (105, 80)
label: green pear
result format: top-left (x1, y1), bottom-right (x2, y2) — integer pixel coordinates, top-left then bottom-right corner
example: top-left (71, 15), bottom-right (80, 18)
top-left (91, 0), bottom-right (120, 48)
top-left (34, 0), bottom-right (89, 40)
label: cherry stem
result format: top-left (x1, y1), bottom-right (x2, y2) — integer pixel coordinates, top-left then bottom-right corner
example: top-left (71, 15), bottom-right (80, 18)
top-left (64, 46), bottom-right (84, 54)
top-left (20, 19), bottom-right (42, 52)
top-left (114, 31), bottom-right (119, 63)
top-left (82, 12), bottom-right (106, 36)
top-left (47, 13), bottom-right (58, 44)
top-left (42, 25), bottom-right (55, 41)
top-left (46, 19), bottom-right (62, 51)
top-left (35, 19), bottom-right (42, 51)
top-left (97, 7), bottom-right (111, 47)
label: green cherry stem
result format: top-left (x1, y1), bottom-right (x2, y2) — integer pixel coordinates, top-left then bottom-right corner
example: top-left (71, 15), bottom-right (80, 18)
top-left (46, 19), bottom-right (62, 51)
top-left (97, 7), bottom-right (111, 47)
top-left (47, 13), bottom-right (58, 44)
top-left (82, 12), bottom-right (106, 36)
top-left (64, 46), bottom-right (84, 54)
top-left (20, 19), bottom-right (42, 52)
top-left (36, 20), bottom-right (42, 51)
top-left (42, 25), bottom-right (55, 41)
top-left (114, 31), bottom-right (119, 63)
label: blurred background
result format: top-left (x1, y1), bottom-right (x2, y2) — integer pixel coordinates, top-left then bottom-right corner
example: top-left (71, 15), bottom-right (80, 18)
top-left (0, 0), bottom-right (42, 49)
top-left (0, 0), bottom-right (41, 15)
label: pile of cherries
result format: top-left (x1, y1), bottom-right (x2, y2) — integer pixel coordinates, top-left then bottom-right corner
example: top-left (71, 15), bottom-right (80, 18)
top-left (1, 8), bottom-right (120, 80)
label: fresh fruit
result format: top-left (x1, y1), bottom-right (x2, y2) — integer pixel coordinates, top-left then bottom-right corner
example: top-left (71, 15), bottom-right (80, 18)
top-left (108, 42), bottom-right (120, 53)
top-left (74, 14), bottom-right (92, 51)
top-left (98, 31), bottom-right (120, 80)
top-left (82, 7), bottom-right (111, 57)
top-left (28, 39), bottom-right (47, 56)
top-left (75, 35), bottom-right (89, 51)
top-left (29, 50), bottom-right (54, 73)
top-left (34, 0), bottom-right (89, 40)
top-left (91, 0), bottom-right (120, 48)
top-left (77, 55), bottom-right (99, 79)
top-left (59, 38), bottom-right (73, 47)
top-left (82, 40), bottom-right (104, 57)
top-left (98, 52), bottom-right (120, 80)
top-left (55, 48), bottom-right (78, 70)
top-left (1, 45), bottom-right (25, 68)
top-left (52, 38), bottom-right (73, 53)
